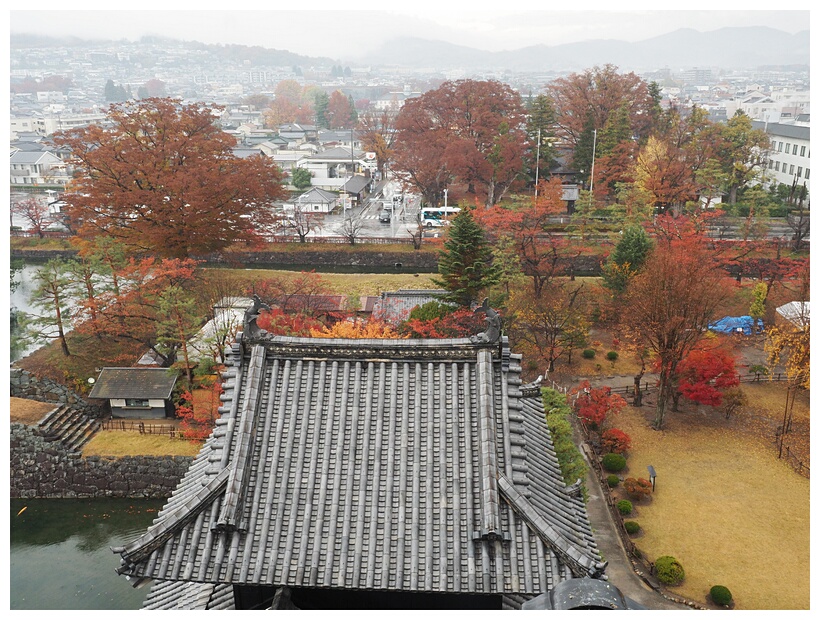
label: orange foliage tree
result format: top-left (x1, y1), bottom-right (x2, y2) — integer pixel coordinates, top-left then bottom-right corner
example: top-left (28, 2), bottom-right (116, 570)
top-left (393, 79), bottom-right (528, 208)
top-left (475, 178), bottom-right (576, 298)
top-left (310, 319), bottom-right (405, 339)
top-left (73, 256), bottom-right (200, 366)
top-left (54, 98), bottom-right (287, 258)
top-left (622, 230), bottom-right (730, 429)
top-left (176, 382), bottom-right (223, 442)
top-left (399, 307), bottom-right (485, 339)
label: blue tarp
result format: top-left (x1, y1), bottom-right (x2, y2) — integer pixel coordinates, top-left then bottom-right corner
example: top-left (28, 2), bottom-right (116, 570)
top-left (708, 315), bottom-right (763, 335)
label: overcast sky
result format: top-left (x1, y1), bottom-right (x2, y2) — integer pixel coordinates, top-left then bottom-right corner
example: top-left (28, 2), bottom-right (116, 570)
top-left (10, 4), bottom-right (812, 61)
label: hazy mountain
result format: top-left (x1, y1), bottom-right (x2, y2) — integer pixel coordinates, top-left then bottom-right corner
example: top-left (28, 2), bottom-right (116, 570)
top-left (360, 27), bottom-right (809, 72)
top-left (11, 26), bottom-right (809, 73)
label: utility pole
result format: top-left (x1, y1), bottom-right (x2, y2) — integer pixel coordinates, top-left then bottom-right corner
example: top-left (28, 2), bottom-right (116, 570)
top-left (535, 127), bottom-right (541, 201)
top-left (589, 128), bottom-right (598, 196)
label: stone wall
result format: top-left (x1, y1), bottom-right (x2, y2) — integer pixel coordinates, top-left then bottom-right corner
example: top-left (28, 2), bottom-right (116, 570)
top-left (10, 423), bottom-right (191, 499)
top-left (10, 367), bottom-right (105, 417)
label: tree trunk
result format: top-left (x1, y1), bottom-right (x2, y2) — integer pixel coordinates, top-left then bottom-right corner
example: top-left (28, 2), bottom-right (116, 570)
top-left (653, 367), bottom-right (673, 429)
top-left (633, 372), bottom-right (644, 407)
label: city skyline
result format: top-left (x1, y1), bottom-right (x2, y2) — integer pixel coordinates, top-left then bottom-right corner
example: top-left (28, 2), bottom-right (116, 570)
top-left (11, 5), bottom-right (811, 62)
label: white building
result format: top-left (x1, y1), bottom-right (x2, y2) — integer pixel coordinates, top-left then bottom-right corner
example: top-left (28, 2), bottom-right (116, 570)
top-left (9, 150), bottom-right (70, 187)
top-left (754, 118), bottom-right (811, 196)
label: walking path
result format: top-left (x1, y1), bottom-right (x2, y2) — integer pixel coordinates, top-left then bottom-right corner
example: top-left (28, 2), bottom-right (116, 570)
top-left (551, 371), bottom-right (692, 610)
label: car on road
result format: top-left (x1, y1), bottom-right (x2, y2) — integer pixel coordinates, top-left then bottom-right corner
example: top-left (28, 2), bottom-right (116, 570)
top-left (379, 209), bottom-right (392, 223)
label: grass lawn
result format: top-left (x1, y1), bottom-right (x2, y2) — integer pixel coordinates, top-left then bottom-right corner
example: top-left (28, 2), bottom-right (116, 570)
top-left (82, 431), bottom-right (202, 457)
top-left (612, 382), bottom-right (810, 609)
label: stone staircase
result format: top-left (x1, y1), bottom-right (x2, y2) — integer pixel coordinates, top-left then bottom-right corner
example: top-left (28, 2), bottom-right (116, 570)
top-left (37, 405), bottom-right (102, 454)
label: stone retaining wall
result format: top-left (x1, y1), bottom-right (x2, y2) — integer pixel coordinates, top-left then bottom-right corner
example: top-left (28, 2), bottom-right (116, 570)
top-left (10, 367), bottom-right (105, 417)
top-left (10, 423), bottom-right (191, 499)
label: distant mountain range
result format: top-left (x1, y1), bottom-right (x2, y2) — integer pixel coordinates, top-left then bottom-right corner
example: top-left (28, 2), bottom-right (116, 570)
top-left (11, 26), bottom-right (809, 73)
top-left (358, 27), bottom-right (809, 72)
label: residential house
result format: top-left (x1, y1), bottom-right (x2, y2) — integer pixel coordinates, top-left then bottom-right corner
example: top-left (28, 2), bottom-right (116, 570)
top-left (113, 314), bottom-right (612, 609)
top-left (296, 146), bottom-right (374, 192)
top-left (10, 150), bottom-right (70, 187)
top-left (87, 367), bottom-right (178, 419)
top-left (284, 187), bottom-right (339, 214)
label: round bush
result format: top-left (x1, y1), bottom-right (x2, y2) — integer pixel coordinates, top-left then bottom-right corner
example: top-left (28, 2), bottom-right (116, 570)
top-left (616, 499), bottom-right (633, 515)
top-left (655, 556), bottom-right (685, 586)
top-left (606, 351), bottom-right (619, 361)
top-left (710, 585), bottom-right (733, 606)
top-left (582, 348), bottom-right (596, 359)
top-left (624, 520), bottom-right (640, 535)
top-left (606, 474), bottom-right (620, 488)
top-left (601, 452), bottom-right (627, 473)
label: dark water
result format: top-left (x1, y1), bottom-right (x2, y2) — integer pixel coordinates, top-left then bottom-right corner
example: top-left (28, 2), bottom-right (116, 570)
top-left (9, 498), bottom-right (164, 610)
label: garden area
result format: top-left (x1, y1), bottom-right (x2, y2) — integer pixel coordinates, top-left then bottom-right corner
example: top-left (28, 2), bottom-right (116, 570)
top-left (589, 380), bottom-right (809, 609)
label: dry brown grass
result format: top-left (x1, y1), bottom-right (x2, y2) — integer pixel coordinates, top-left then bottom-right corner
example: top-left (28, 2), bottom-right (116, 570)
top-left (613, 382), bottom-right (810, 609)
top-left (82, 432), bottom-right (203, 457)
top-left (10, 397), bottom-right (57, 424)
top-left (240, 269), bottom-right (440, 298)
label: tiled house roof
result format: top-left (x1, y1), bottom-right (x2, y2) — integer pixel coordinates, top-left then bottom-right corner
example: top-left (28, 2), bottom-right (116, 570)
top-left (87, 367), bottom-right (177, 400)
top-left (115, 330), bottom-right (603, 607)
top-left (371, 289), bottom-right (447, 324)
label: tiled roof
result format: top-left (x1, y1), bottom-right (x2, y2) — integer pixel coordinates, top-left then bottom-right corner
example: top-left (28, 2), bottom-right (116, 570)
top-left (87, 367), bottom-right (177, 400)
top-left (115, 334), bottom-right (603, 602)
top-left (371, 289), bottom-right (447, 324)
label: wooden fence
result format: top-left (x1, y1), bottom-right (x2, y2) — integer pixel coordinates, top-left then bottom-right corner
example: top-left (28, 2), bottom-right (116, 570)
top-left (101, 418), bottom-right (182, 438)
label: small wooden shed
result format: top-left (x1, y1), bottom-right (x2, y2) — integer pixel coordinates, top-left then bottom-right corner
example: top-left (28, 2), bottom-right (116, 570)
top-left (88, 367), bottom-right (178, 419)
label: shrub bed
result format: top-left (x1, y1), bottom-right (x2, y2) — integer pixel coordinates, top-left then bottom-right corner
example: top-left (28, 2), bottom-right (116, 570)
top-left (624, 520), bottom-right (641, 535)
top-left (617, 499), bottom-right (633, 515)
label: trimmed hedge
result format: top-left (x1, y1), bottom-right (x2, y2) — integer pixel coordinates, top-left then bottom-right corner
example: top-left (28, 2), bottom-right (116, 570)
top-left (616, 499), bottom-right (633, 515)
top-left (602, 452), bottom-right (627, 473)
top-left (606, 474), bottom-right (620, 488)
top-left (655, 555), bottom-right (685, 586)
top-left (582, 349), bottom-right (596, 359)
top-left (710, 585), bottom-right (733, 606)
top-left (624, 520), bottom-right (641, 535)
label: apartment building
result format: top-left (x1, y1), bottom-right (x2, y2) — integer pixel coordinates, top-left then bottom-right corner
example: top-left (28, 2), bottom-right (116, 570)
top-left (754, 118), bottom-right (811, 196)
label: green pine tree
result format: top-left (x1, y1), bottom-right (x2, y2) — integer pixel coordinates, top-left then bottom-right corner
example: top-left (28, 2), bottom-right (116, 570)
top-left (601, 224), bottom-right (653, 294)
top-left (433, 209), bottom-right (499, 307)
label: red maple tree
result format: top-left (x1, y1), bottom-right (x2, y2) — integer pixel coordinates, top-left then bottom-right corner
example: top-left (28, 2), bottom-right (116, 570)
top-left (570, 380), bottom-right (627, 430)
top-left (55, 98), bottom-right (287, 258)
top-left (675, 345), bottom-right (740, 407)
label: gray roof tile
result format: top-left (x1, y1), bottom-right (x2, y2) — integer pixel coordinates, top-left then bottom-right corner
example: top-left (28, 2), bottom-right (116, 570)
top-left (117, 334), bottom-right (601, 601)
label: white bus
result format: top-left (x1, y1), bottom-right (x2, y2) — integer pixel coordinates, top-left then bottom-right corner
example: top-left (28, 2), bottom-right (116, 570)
top-left (420, 206), bottom-right (461, 227)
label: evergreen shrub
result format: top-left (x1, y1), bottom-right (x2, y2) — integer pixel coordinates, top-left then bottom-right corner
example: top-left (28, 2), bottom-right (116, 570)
top-left (606, 474), bottom-right (620, 488)
top-left (655, 556), bottom-right (685, 586)
top-left (624, 520), bottom-right (641, 535)
top-left (617, 499), bottom-right (633, 515)
top-left (710, 585), bottom-right (733, 606)
top-left (602, 452), bottom-right (627, 472)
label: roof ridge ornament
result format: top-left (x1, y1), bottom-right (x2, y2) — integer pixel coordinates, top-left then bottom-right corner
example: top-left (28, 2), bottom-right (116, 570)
top-left (242, 294), bottom-right (271, 341)
top-left (470, 298), bottom-right (501, 344)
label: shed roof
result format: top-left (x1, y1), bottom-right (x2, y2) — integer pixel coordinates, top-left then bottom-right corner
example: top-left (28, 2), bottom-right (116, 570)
top-left (87, 367), bottom-right (178, 400)
top-left (776, 301), bottom-right (810, 327)
top-left (115, 331), bottom-right (603, 603)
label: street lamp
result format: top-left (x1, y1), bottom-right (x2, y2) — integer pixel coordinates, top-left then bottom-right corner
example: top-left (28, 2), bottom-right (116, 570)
top-left (647, 465), bottom-right (657, 492)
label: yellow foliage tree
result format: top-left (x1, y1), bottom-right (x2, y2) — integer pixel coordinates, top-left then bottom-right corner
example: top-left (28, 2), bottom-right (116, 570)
top-left (765, 321), bottom-right (810, 390)
top-left (310, 319), bottom-right (407, 340)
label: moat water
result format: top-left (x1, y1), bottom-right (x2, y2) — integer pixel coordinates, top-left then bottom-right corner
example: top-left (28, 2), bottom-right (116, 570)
top-left (9, 498), bottom-right (164, 610)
